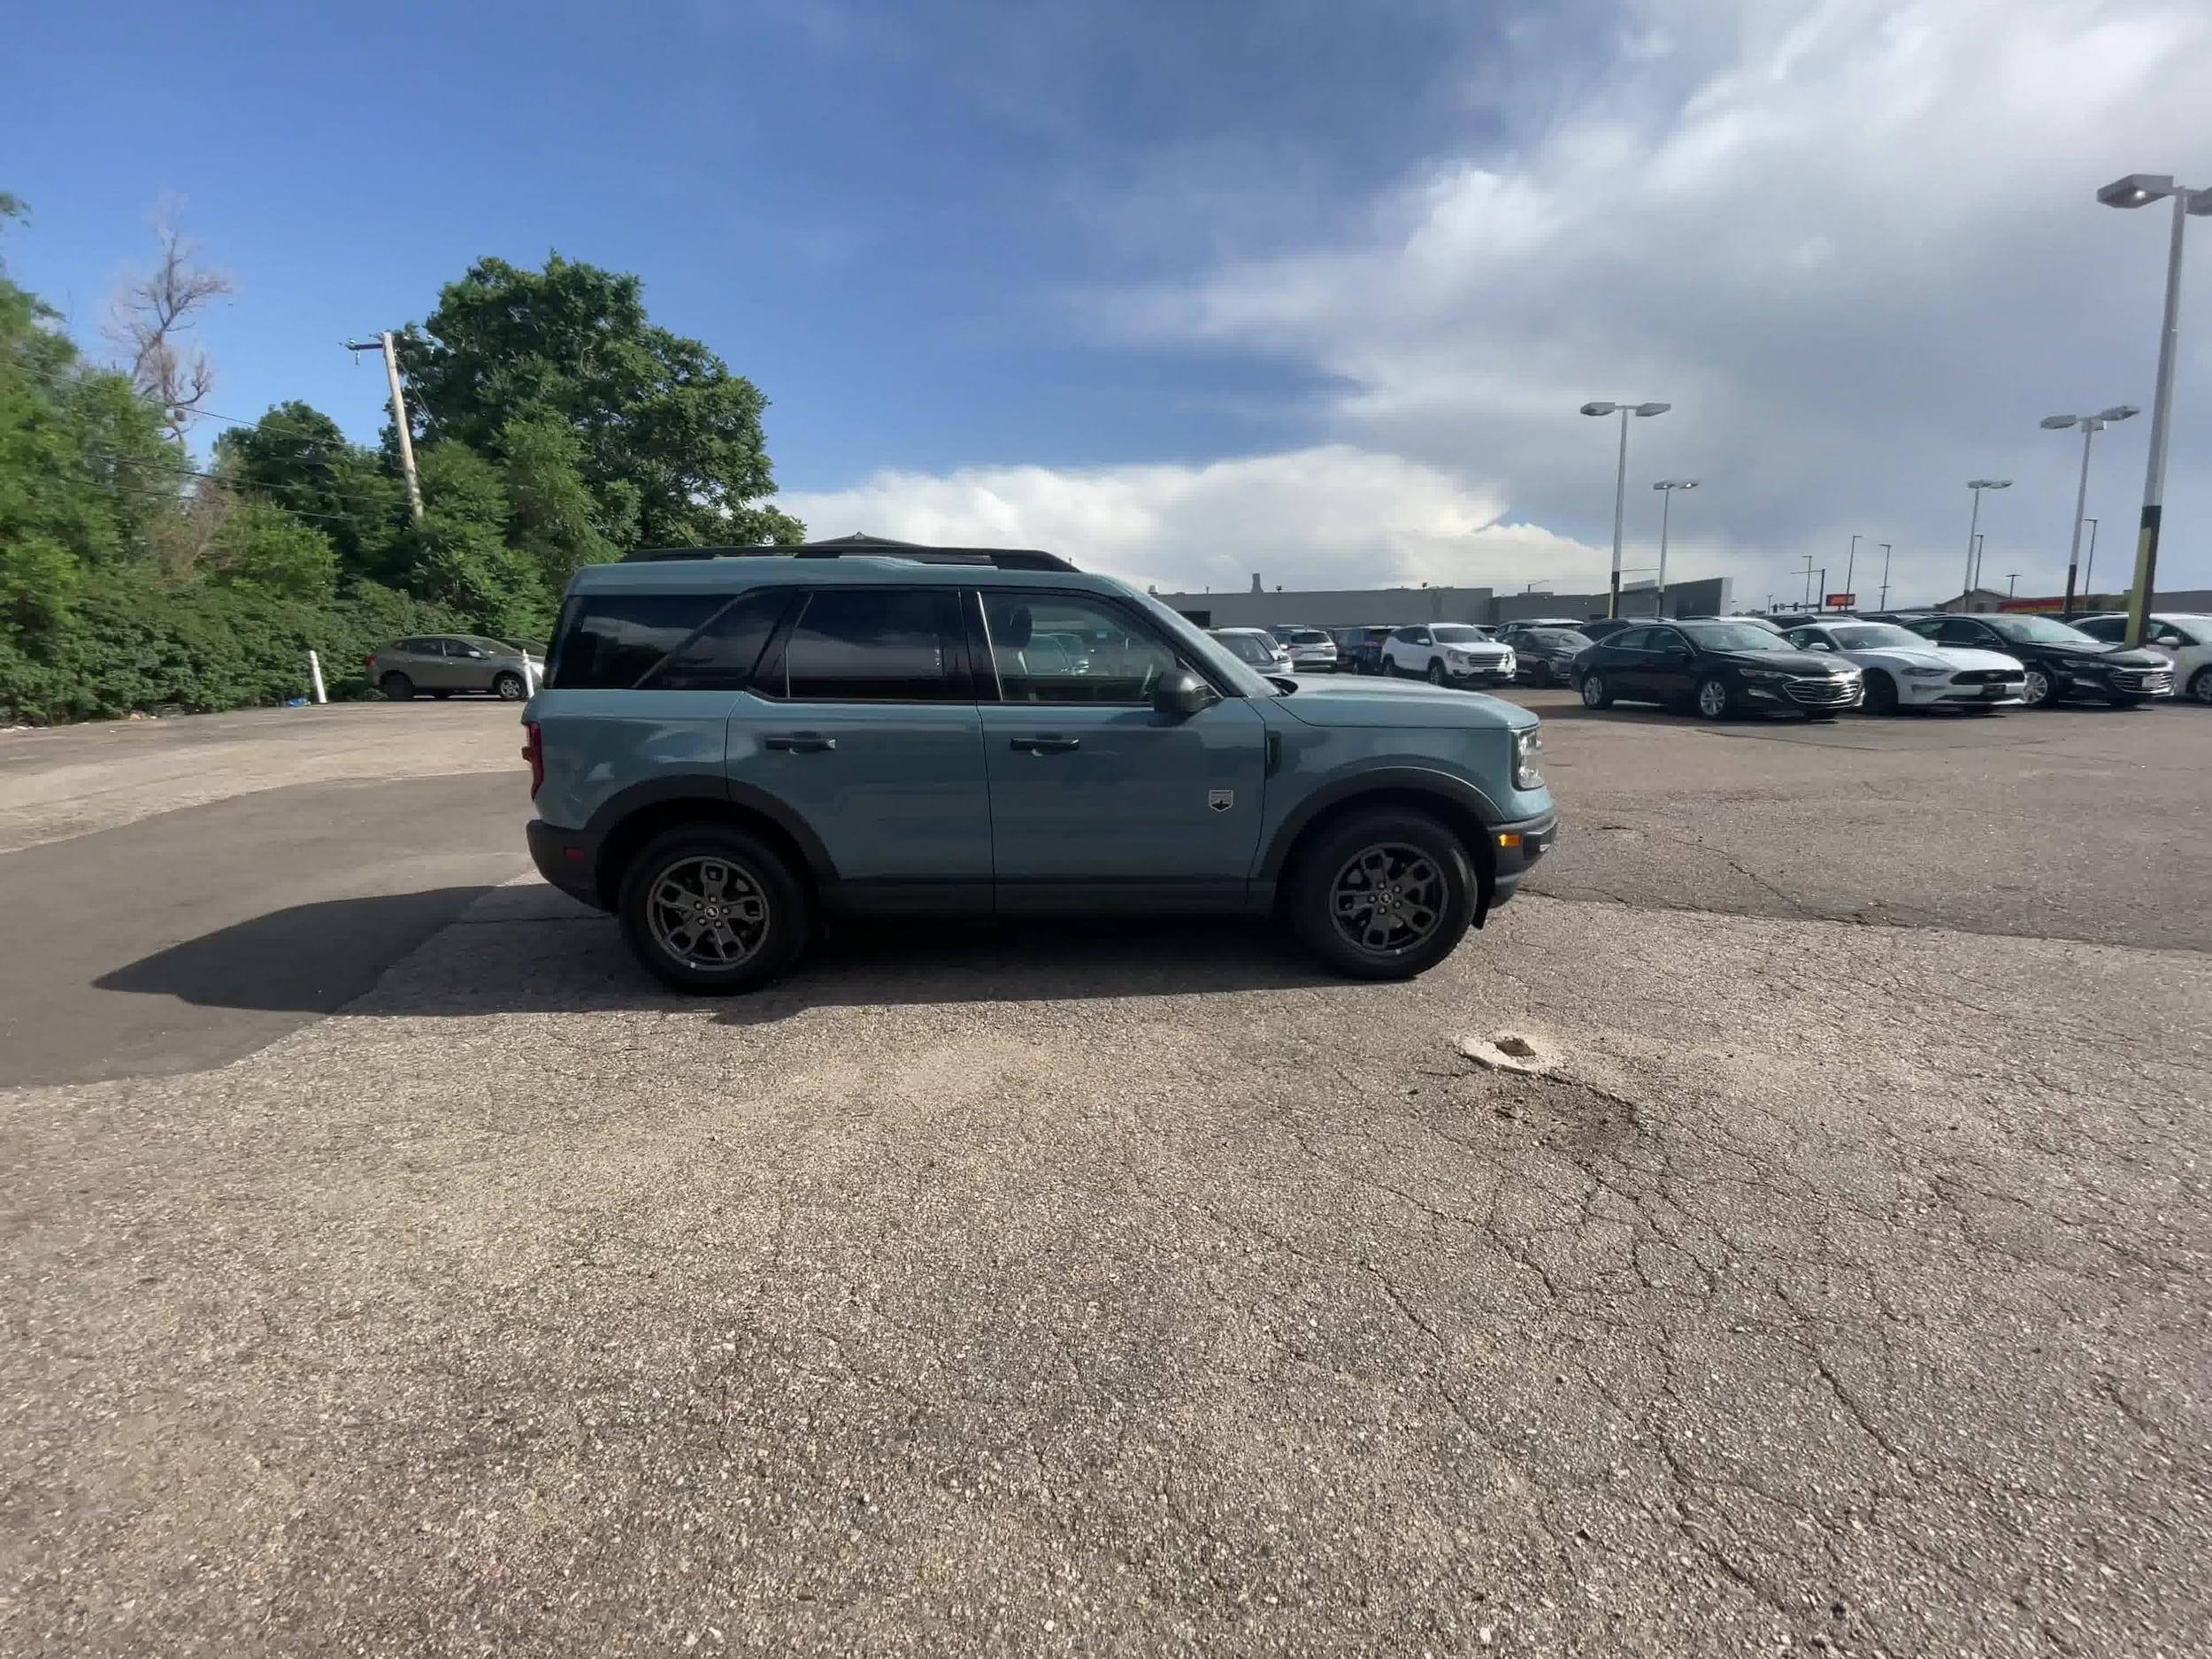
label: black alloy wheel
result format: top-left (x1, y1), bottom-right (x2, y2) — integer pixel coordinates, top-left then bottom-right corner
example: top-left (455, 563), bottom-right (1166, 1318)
top-left (618, 823), bottom-right (810, 994)
top-left (1289, 810), bottom-right (1476, 980)
top-left (380, 672), bottom-right (415, 701)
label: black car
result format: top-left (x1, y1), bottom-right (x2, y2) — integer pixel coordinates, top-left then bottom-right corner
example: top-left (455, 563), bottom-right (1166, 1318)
top-left (1332, 625), bottom-right (1394, 674)
top-left (1901, 613), bottom-right (2173, 707)
top-left (1573, 619), bottom-right (1863, 720)
top-left (1577, 617), bottom-right (1638, 641)
top-left (1510, 627), bottom-right (1594, 687)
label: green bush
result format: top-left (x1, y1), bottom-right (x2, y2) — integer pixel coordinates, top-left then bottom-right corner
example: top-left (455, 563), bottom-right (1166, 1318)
top-left (0, 571), bottom-right (465, 724)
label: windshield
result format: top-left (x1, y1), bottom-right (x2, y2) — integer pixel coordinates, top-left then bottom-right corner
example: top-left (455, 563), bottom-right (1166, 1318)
top-left (1432, 626), bottom-right (1489, 643)
top-left (1128, 587), bottom-right (1279, 696)
top-left (1530, 630), bottom-right (1591, 649)
top-left (1680, 622), bottom-right (1793, 653)
top-left (1829, 624), bottom-right (1923, 649)
top-left (1985, 615), bottom-right (2096, 645)
top-left (1211, 631), bottom-right (1277, 667)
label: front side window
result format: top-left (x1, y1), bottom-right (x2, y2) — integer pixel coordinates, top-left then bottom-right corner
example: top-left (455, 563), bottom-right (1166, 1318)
top-left (1984, 615), bottom-right (2092, 645)
top-left (549, 594), bottom-right (725, 689)
top-left (2073, 616), bottom-right (2124, 641)
top-left (779, 588), bottom-right (964, 702)
top-left (1677, 623), bottom-right (1783, 653)
top-left (985, 592), bottom-right (1180, 703)
top-left (1609, 628), bottom-right (1656, 651)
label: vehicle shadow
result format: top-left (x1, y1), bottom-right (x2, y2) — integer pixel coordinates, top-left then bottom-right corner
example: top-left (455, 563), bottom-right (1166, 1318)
top-left (95, 887), bottom-right (1342, 1023)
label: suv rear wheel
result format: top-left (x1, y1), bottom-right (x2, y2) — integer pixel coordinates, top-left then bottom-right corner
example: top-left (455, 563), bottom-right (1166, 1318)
top-left (380, 672), bottom-right (415, 701)
top-left (1289, 809), bottom-right (1476, 980)
top-left (618, 823), bottom-right (809, 994)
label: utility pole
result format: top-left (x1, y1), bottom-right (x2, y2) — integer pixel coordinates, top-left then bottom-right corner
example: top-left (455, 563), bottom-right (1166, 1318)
top-left (347, 331), bottom-right (424, 523)
top-left (1877, 542), bottom-right (1893, 610)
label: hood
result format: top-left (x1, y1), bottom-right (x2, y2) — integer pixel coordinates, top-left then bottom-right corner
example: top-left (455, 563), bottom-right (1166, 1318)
top-left (1277, 678), bottom-right (1533, 730)
top-left (2011, 637), bottom-right (2162, 664)
top-left (1855, 646), bottom-right (2015, 672)
top-left (1713, 649), bottom-right (1855, 675)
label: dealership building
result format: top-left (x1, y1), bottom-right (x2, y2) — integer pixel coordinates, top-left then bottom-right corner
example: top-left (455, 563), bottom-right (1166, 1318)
top-left (1152, 573), bottom-right (1735, 631)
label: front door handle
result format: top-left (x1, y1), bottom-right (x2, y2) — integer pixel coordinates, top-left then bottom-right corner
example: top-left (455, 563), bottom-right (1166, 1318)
top-left (764, 733), bottom-right (836, 753)
top-left (1009, 735), bottom-right (1081, 754)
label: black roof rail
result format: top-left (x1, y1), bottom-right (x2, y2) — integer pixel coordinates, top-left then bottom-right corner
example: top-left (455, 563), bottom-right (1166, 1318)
top-left (622, 534), bottom-right (1078, 572)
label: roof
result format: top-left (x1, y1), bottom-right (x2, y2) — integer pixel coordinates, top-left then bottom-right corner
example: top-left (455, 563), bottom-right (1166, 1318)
top-left (622, 534), bottom-right (1076, 572)
top-left (572, 549), bottom-right (1118, 597)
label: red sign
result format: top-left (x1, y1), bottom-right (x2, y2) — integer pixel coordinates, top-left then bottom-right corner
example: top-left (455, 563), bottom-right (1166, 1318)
top-left (1824, 592), bottom-right (1855, 608)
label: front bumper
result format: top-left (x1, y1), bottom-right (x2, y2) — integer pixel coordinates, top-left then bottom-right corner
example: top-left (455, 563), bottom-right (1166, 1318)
top-left (1908, 677), bottom-right (2024, 706)
top-left (1446, 663), bottom-right (1517, 686)
top-left (1484, 810), bottom-right (1558, 915)
top-left (526, 818), bottom-right (606, 909)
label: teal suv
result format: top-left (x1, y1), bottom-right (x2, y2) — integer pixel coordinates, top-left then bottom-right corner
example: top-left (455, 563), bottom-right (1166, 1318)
top-left (522, 545), bottom-right (1557, 993)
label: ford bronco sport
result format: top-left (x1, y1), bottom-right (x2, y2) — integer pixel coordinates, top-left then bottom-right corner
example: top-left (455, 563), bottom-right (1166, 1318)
top-left (523, 543), bottom-right (1556, 992)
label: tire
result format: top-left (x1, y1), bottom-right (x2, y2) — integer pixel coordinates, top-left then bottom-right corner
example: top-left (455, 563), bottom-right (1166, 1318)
top-left (1862, 671), bottom-right (1899, 716)
top-left (1579, 672), bottom-right (1614, 710)
top-left (494, 671), bottom-right (527, 701)
top-left (2020, 665), bottom-right (2056, 708)
top-left (1426, 660), bottom-right (1447, 687)
top-left (1694, 676), bottom-right (1732, 720)
top-left (2192, 667), bottom-right (2212, 706)
top-left (1288, 809), bottom-right (1476, 981)
top-left (380, 672), bottom-right (415, 701)
top-left (617, 823), bottom-right (810, 995)
top-left (1532, 661), bottom-right (1555, 687)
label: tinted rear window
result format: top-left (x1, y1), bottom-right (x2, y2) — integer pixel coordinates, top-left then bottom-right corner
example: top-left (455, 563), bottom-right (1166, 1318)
top-left (549, 593), bottom-right (724, 689)
top-left (776, 588), bottom-right (963, 702)
top-left (642, 590), bottom-right (792, 692)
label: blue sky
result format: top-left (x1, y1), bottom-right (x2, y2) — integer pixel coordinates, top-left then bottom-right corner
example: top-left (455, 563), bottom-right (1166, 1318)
top-left (7, 0), bottom-right (2211, 602)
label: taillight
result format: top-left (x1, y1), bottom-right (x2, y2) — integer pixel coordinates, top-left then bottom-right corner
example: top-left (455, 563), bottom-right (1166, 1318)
top-left (522, 720), bottom-right (544, 796)
top-left (365, 652), bottom-right (377, 670)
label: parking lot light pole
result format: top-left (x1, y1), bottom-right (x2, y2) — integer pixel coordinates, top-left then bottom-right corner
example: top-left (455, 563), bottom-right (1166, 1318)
top-left (2083, 517), bottom-right (2100, 595)
top-left (2100, 173), bottom-right (2211, 645)
top-left (1651, 480), bottom-right (1697, 616)
top-left (2042, 406), bottom-right (2139, 615)
top-left (1963, 480), bottom-right (2010, 601)
top-left (1581, 401), bottom-right (1671, 618)
top-left (1846, 534), bottom-right (1860, 603)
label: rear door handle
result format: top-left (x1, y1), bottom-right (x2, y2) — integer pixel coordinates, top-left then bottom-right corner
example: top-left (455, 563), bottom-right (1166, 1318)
top-left (1009, 735), bottom-right (1081, 754)
top-left (764, 733), bottom-right (836, 753)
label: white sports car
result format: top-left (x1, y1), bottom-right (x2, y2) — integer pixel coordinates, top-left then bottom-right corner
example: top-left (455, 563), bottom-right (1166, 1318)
top-left (1783, 619), bottom-right (2025, 714)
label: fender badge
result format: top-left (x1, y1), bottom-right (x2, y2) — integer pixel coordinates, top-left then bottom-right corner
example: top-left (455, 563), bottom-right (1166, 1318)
top-left (1208, 789), bottom-right (1234, 812)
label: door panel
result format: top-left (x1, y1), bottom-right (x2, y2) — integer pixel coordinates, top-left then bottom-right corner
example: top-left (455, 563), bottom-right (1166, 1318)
top-left (979, 700), bottom-right (1268, 883)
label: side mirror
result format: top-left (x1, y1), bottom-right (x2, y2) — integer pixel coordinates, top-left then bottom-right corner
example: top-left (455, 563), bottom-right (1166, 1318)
top-left (1155, 666), bottom-right (1219, 719)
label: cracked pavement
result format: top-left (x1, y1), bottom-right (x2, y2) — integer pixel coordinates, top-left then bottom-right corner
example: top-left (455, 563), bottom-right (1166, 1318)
top-left (1, 697), bottom-right (2208, 1655)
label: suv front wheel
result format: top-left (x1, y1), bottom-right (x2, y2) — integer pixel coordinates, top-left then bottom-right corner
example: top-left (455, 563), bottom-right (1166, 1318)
top-left (618, 823), bottom-right (810, 994)
top-left (1289, 809), bottom-right (1477, 980)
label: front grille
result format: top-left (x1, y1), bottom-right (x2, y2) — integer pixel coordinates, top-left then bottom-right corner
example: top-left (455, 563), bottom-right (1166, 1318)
top-left (2109, 668), bottom-right (2173, 693)
top-left (1953, 668), bottom-right (2024, 686)
top-left (1784, 676), bottom-right (1859, 705)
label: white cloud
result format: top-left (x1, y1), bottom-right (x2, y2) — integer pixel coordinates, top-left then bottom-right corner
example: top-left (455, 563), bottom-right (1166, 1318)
top-left (780, 445), bottom-right (1634, 595)
top-left (1101, 0), bottom-right (2212, 602)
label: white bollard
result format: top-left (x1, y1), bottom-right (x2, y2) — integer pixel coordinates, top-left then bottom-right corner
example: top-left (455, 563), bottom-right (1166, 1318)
top-left (307, 649), bottom-right (328, 704)
top-left (523, 653), bottom-right (539, 695)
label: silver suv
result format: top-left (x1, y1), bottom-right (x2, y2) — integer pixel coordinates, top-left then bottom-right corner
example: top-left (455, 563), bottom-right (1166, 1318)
top-left (368, 635), bottom-right (543, 701)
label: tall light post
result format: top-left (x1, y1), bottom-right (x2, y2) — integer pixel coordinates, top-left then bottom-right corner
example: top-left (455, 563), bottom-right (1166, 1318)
top-left (1962, 480), bottom-right (2010, 600)
top-left (2099, 173), bottom-right (2212, 646)
top-left (2041, 405), bottom-right (2138, 615)
top-left (1877, 542), bottom-right (1893, 610)
top-left (1846, 534), bottom-right (1861, 603)
top-left (2083, 518), bottom-right (2100, 597)
top-left (1652, 480), bottom-right (1698, 617)
top-left (1581, 400), bottom-right (1671, 618)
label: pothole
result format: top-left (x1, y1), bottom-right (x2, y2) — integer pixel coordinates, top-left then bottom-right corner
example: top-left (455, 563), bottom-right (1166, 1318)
top-left (1456, 1032), bottom-right (1559, 1075)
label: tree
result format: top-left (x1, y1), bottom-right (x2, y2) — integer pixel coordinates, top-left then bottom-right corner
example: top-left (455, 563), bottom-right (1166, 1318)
top-left (104, 211), bottom-right (232, 437)
top-left (215, 402), bottom-right (405, 585)
top-left (204, 497), bottom-right (337, 602)
top-left (398, 253), bottom-right (803, 550)
top-left (498, 410), bottom-right (618, 590)
top-left (397, 441), bottom-right (548, 634)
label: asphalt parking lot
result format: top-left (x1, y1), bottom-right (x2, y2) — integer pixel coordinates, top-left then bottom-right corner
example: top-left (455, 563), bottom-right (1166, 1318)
top-left (1, 695), bottom-right (2207, 1656)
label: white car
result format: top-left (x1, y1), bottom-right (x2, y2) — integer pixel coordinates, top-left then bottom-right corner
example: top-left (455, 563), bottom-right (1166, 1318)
top-left (1267, 627), bottom-right (1340, 671)
top-left (1380, 623), bottom-right (1515, 687)
top-left (1782, 619), bottom-right (2025, 714)
top-left (2072, 613), bottom-right (2212, 704)
top-left (1210, 627), bottom-right (1292, 672)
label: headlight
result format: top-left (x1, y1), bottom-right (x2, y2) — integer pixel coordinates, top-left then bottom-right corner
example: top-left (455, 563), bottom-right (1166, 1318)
top-left (1512, 726), bottom-right (1544, 790)
top-left (1500, 651), bottom-right (1517, 669)
top-left (1901, 665), bottom-right (1947, 678)
top-left (1446, 651), bottom-right (1473, 664)
top-left (1738, 667), bottom-right (1788, 682)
